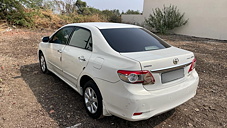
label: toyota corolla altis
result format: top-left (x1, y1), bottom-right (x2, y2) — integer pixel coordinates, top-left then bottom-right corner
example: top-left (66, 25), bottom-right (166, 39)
top-left (38, 22), bottom-right (199, 121)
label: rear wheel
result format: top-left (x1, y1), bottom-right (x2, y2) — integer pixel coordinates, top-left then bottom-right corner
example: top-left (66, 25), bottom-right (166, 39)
top-left (39, 52), bottom-right (49, 74)
top-left (83, 80), bottom-right (103, 119)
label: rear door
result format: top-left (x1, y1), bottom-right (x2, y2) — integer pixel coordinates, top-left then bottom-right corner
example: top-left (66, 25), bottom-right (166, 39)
top-left (46, 26), bottom-right (75, 75)
top-left (62, 27), bottom-right (92, 85)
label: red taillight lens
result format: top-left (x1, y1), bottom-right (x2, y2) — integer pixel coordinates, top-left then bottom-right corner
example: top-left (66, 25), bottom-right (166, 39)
top-left (188, 58), bottom-right (196, 73)
top-left (117, 70), bottom-right (155, 85)
top-left (133, 112), bottom-right (143, 116)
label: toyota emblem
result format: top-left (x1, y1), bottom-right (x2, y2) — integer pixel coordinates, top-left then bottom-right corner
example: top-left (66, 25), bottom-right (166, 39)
top-left (173, 58), bottom-right (179, 65)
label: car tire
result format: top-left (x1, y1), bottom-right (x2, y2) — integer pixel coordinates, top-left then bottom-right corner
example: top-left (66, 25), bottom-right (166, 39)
top-left (39, 52), bottom-right (49, 74)
top-left (83, 80), bottom-right (103, 119)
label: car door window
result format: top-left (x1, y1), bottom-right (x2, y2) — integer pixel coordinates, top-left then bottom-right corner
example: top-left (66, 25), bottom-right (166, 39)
top-left (49, 26), bottom-right (75, 44)
top-left (69, 27), bottom-right (92, 51)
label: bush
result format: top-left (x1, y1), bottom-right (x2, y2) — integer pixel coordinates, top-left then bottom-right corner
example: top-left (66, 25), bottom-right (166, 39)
top-left (0, 0), bottom-right (43, 27)
top-left (145, 5), bottom-right (188, 34)
top-left (101, 9), bottom-right (121, 23)
top-left (0, 0), bottom-right (119, 28)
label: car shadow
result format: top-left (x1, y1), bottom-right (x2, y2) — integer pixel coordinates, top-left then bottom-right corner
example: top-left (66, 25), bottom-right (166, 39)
top-left (20, 63), bottom-right (175, 128)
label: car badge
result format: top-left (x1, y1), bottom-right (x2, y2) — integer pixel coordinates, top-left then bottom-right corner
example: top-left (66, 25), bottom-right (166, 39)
top-left (173, 58), bottom-right (179, 65)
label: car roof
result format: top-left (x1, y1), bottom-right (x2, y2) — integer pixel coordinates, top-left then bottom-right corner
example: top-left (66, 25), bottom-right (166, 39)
top-left (66, 22), bottom-right (141, 29)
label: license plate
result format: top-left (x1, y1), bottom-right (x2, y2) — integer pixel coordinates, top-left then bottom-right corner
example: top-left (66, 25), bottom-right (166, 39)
top-left (161, 68), bottom-right (184, 83)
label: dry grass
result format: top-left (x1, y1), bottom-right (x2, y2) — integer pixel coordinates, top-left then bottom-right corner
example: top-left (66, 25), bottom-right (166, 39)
top-left (33, 10), bottom-right (107, 29)
top-left (0, 20), bottom-right (9, 31)
top-left (33, 10), bottom-right (65, 29)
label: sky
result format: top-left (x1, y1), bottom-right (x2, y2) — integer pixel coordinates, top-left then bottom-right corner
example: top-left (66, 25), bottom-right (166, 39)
top-left (82, 0), bottom-right (144, 12)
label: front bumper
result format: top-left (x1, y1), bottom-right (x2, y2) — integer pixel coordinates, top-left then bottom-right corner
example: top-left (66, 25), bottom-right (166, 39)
top-left (95, 70), bottom-right (199, 121)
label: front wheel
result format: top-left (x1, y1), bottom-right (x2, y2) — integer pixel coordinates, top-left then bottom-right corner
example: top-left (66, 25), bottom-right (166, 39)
top-left (83, 80), bottom-right (103, 119)
top-left (39, 52), bottom-right (49, 74)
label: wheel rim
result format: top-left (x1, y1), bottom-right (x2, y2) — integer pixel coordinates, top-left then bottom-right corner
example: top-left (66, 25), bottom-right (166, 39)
top-left (84, 87), bottom-right (98, 114)
top-left (40, 55), bottom-right (46, 72)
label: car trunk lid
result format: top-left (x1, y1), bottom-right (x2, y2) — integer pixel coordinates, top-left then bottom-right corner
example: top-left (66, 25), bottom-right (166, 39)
top-left (120, 47), bottom-right (195, 90)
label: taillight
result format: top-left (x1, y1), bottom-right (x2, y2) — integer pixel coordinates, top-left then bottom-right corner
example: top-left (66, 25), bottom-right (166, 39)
top-left (117, 70), bottom-right (155, 85)
top-left (188, 58), bottom-right (196, 73)
top-left (133, 112), bottom-right (143, 116)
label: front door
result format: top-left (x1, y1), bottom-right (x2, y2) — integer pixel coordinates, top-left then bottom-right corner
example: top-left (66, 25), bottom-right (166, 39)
top-left (47, 26), bottom-right (75, 75)
top-left (62, 27), bottom-right (92, 85)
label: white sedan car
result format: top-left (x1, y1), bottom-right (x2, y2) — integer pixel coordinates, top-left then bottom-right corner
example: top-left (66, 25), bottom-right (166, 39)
top-left (38, 22), bottom-right (199, 121)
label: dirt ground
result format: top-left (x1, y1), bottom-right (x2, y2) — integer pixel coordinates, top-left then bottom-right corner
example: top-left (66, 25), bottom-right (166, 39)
top-left (0, 29), bottom-right (226, 128)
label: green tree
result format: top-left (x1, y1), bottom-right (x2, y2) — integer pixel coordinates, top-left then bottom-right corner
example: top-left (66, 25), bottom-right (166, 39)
top-left (87, 7), bottom-right (101, 14)
top-left (0, 0), bottom-right (23, 18)
top-left (54, 0), bottom-right (77, 15)
top-left (27, 0), bottom-right (44, 8)
top-left (75, 0), bottom-right (87, 14)
top-left (42, 0), bottom-right (56, 10)
top-left (0, 0), bottom-right (36, 26)
top-left (102, 9), bottom-right (121, 22)
top-left (124, 9), bottom-right (140, 14)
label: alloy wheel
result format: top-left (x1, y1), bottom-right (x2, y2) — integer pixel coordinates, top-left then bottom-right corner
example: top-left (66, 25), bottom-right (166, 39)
top-left (40, 55), bottom-right (46, 72)
top-left (84, 87), bottom-right (98, 114)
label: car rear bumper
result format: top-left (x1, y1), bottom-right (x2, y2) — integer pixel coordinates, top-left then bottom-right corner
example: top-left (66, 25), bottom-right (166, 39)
top-left (95, 70), bottom-right (199, 121)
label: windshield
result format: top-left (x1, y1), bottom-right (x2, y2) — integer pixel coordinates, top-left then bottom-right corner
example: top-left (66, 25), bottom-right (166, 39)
top-left (100, 28), bottom-right (170, 53)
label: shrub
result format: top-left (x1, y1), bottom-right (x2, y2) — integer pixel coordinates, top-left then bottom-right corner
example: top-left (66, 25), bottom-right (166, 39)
top-left (145, 5), bottom-right (188, 34)
top-left (0, 0), bottom-right (40, 27)
top-left (0, 0), bottom-right (118, 28)
top-left (101, 9), bottom-right (121, 23)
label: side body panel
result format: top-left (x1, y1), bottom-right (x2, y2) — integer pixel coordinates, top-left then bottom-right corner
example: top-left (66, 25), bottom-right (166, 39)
top-left (62, 46), bottom-right (92, 86)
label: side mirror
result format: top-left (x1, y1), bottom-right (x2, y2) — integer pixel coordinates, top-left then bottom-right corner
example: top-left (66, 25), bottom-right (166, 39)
top-left (42, 36), bottom-right (49, 42)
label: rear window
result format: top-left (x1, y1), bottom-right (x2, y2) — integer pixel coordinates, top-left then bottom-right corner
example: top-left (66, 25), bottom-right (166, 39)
top-left (100, 28), bottom-right (170, 52)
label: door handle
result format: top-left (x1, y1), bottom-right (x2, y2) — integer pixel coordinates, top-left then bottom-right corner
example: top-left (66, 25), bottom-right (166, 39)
top-left (78, 56), bottom-right (86, 61)
top-left (57, 49), bottom-right (62, 53)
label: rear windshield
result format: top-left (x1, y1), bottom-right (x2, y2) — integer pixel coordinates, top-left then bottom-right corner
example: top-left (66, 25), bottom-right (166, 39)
top-left (100, 28), bottom-right (170, 52)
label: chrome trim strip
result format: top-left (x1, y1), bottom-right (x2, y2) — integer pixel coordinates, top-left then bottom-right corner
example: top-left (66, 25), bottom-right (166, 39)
top-left (151, 62), bottom-right (191, 73)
